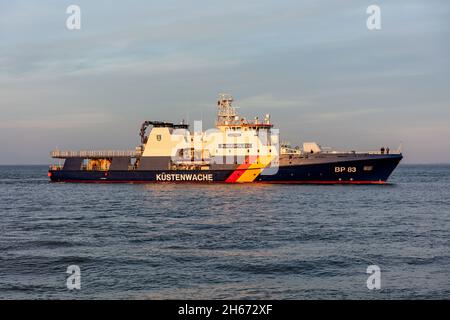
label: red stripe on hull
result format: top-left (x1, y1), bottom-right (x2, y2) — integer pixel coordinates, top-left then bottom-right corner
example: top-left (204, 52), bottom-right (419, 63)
top-left (224, 157), bottom-right (254, 183)
top-left (255, 180), bottom-right (387, 185)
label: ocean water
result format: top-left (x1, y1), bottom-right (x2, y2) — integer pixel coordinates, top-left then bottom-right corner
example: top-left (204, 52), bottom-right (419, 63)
top-left (0, 165), bottom-right (449, 299)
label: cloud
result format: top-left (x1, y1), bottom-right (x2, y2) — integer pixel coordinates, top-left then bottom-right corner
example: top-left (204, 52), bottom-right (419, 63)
top-left (238, 94), bottom-right (311, 109)
top-left (0, 0), bottom-right (449, 163)
top-left (0, 113), bottom-right (115, 130)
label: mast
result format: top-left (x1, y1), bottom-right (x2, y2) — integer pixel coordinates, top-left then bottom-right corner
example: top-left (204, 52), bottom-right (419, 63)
top-left (215, 93), bottom-right (273, 130)
top-left (216, 93), bottom-right (240, 126)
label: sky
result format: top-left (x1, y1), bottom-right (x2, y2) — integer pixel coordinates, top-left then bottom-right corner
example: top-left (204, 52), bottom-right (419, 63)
top-left (0, 0), bottom-right (449, 164)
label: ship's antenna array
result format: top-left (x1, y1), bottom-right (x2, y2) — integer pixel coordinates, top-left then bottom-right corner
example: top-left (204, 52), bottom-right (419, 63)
top-left (216, 93), bottom-right (239, 126)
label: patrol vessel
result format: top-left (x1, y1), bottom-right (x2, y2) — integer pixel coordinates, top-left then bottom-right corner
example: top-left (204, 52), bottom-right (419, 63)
top-left (48, 94), bottom-right (402, 184)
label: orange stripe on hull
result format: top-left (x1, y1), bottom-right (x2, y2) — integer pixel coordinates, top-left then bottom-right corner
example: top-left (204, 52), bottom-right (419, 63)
top-left (224, 169), bottom-right (247, 183)
top-left (226, 155), bottom-right (276, 183)
top-left (224, 156), bottom-right (254, 183)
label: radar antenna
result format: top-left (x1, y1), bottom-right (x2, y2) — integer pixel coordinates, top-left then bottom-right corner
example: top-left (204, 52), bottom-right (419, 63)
top-left (216, 93), bottom-right (239, 126)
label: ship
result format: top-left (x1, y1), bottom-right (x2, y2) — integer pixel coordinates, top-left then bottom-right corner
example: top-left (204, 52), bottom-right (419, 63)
top-left (48, 94), bottom-right (402, 184)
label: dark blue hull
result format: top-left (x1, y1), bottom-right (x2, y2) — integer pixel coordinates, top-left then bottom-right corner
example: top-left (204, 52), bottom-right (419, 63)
top-left (49, 154), bottom-right (402, 184)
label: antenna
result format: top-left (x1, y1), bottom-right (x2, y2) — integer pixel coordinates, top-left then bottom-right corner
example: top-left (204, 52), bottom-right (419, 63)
top-left (216, 93), bottom-right (239, 126)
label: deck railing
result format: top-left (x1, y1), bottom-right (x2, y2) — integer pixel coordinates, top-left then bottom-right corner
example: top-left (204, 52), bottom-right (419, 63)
top-left (321, 150), bottom-right (402, 155)
top-left (51, 149), bottom-right (142, 158)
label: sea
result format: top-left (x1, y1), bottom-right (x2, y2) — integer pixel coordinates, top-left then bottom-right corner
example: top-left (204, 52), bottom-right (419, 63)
top-left (0, 165), bottom-right (449, 299)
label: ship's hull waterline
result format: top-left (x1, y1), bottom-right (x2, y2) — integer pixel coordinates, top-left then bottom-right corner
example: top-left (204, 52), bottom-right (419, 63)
top-left (49, 154), bottom-right (402, 184)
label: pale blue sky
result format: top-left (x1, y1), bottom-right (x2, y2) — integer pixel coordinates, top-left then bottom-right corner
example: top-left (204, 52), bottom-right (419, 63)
top-left (0, 0), bottom-right (449, 164)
